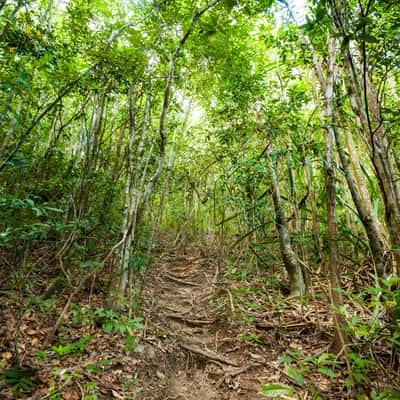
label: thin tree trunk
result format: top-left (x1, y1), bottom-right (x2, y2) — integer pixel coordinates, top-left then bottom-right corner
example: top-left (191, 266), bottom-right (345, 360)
top-left (116, 84), bottom-right (141, 300)
top-left (304, 157), bottom-right (321, 261)
top-left (336, 18), bottom-right (400, 271)
top-left (287, 146), bottom-right (305, 262)
top-left (151, 102), bottom-right (189, 245)
top-left (266, 142), bottom-right (306, 296)
top-left (333, 118), bottom-right (387, 276)
top-left (321, 35), bottom-right (348, 351)
top-left (118, 88), bottom-right (152, 298)
top-left (111, 120), bottom-right (128, 182)
top-left (343, 127), bottom-right (389, 240)
top-left (77, 91), bottom-right (107, 216)
top-left (310, 32), bottom-right (389, 277)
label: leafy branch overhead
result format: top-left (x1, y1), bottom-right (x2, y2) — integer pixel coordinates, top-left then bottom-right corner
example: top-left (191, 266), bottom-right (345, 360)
top-left (0, 0), bottom-right (400, 399)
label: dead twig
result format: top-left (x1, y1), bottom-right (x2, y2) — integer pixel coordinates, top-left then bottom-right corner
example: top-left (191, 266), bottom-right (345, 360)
top-left (167, 313), bottom-right (214, 326)
top-left (179, 342), bottom-right (240, 367)
top-left (224, 362), bottom-right (262, 378)
top-left (226, 289), bottom-right (235, 313)
top-left (164, 274), bottom-right (202, 287)
top-left (42, 270), bottom-right (96, 347)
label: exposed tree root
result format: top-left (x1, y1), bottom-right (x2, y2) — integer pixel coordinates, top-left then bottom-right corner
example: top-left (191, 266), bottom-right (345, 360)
top-left (179, 342), bottom-right (240, 367)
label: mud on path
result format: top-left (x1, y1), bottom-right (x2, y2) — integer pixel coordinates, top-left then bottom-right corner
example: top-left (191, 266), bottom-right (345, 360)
top-left (140, 243), bottom-right (293, 400)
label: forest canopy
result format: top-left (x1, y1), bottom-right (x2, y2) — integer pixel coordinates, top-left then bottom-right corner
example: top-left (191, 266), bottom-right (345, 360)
top-left (0, 0), bottom-right (400, 399)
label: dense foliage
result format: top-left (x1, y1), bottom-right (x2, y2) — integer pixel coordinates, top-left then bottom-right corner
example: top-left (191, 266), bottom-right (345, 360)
top-left (1, 0), bottom-right (400, 398)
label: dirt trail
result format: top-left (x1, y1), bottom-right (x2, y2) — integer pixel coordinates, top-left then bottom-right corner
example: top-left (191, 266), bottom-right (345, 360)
top-left (142, 245), bottom-right (273, 400)
top-left (0, 240), bottom-right (387, 399)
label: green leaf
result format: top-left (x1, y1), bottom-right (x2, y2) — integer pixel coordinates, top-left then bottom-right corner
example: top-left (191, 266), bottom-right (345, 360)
top-left (129, 317), bottom-right (144, 330)
top-left (124, 335), bottom-right (138, 352)
top-left (25, 199), bottom-right (35, 208)
top-left (279, 354), bottom-right (293, 363)
top-left (102, 321), bottom-right (113, 333)
top-left (88, 239), bottom-right (95, 252)
top-left (94, 308), bottom-right (106, 318)
top-left (260, 383), bottom-right (294, 397)
top-left (286, 366), bottom-right (304, 386)
top-left (33, 207), bottom-right (44, 217)
top-left (118, 323), bottom-right (127, 334)
top-left (317, 367), bottom-right (336, 379)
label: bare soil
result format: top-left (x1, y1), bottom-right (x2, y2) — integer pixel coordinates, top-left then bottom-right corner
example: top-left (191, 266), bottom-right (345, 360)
top-left (139, 243), bottom-right (334, 399)
top-left (143, 245), bottom-right (268, 399)
top-left (0, 240), bottom-right (396, 399)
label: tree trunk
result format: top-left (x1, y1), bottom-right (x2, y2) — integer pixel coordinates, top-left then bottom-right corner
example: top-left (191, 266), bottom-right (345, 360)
top-left (266, 143), bottom-right (306, 296)
top-left (322, 36), bottom-right (348, 351)
top-left (287, 146), bottom-right (305, 262)
top-left (340, 41), bottom-right (400, 272)
top-left (329, 0), bottom-right (400, 271)
top-left (78, 91), bottom-right (107, 216)
top-left (303, 157), bottom-right (321, 261)
top-left (310, 32), bottom-right (389, 277)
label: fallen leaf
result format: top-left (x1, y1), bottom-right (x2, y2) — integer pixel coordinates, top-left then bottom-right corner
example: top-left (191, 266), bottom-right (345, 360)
top-left (63, 391), bottom-right (80, 400)
top-left (111, 390), bottom-right (124, 399)
top-left (2, 352), bottom-right (12, 360)
top-left (156, 371), bottom-right (165, 379)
